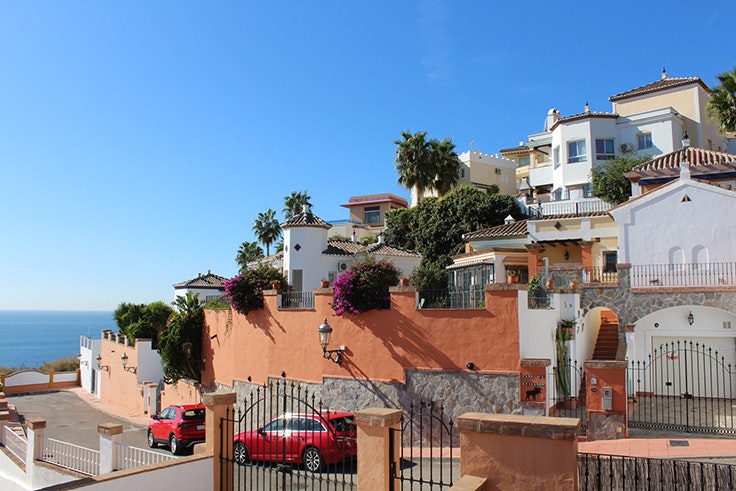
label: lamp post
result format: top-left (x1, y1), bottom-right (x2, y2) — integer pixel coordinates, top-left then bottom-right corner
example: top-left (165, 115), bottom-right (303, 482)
top-left (317, 318), bottom-right (345, 366)
top-left (121, 353), bottom-right (137, 374)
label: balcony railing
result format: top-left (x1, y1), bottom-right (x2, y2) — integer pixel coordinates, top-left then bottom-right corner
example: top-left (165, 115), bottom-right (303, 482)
top-left (279, 291), bottom-right (315, 309)
top-left (583, 267), bottom-right (619, 284)
top-left (527, 199), bottom-right (612, 218)
top-left (115, 442), bottom-right (175, 470)
top-left (418, 286), bottom-right (485, 309)
top-left (630, 262), bottom-right (736, 288)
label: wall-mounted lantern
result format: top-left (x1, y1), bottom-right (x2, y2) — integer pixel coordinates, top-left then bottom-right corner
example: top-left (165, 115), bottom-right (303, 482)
top-left (317, 318), bottom-right (345, 366)
top-left (96, 355), bottom-right (109, 372)
top-left (121, 353), bottom-right (137, 374)
top-left (687, 311), bottom-right (695, 326)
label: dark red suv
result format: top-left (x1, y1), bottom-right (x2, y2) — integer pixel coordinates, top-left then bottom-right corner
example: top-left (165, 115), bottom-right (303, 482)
top-left (148, 404), bottom-right (206, 455)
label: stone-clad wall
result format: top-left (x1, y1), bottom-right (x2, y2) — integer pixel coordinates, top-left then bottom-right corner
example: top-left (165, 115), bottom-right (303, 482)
top-left (218, 369), bottom-right (520, 444)
top-left (581, 266), bottom-right (736, 331)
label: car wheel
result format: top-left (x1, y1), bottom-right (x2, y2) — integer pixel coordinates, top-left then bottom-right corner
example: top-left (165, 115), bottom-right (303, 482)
top-left (170, 434), bottom-right (181, 455)
top-left (303, 447), bottom-right (324, 472)
top-left (234, 442), bottom-right (249, 466)
top-left (147, 430), bottom-right (156, 448)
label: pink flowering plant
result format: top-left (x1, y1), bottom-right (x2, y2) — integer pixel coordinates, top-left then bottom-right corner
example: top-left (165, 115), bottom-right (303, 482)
top-left (331, 257), bottom-right (401, 316)
top-left (224, 264), bottom-right (287, 316)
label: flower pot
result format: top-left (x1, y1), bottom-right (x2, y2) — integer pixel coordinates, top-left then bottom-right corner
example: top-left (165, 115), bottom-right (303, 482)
top-left (271, 282), bottom-right (281, 290)
top-left (400, 278), bottom-right (410, 287)
top-left (320, 280), bottom-right (330, 288)
top-left (546, 279), bottom-right (554, 289)
top-left (507, 275), bottom-right (519, 284)
top-left (569, 281), bottom-right (578, 289)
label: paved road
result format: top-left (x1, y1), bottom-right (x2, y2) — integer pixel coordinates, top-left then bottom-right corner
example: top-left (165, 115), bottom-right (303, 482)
top-left (7, 390), bottom-right (174, 456)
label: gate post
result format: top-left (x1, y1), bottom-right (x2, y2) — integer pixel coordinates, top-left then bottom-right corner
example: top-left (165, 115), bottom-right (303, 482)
top-left (355, 408), bottom-right (402, 491)
top-left (584, 360), bottom-right (628, 441)
top-left (203, 391), bottom-right (237, 491)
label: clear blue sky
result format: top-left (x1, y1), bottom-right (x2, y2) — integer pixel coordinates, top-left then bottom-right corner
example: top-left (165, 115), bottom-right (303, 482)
top-left (0, 1), bottom-right (731, 311)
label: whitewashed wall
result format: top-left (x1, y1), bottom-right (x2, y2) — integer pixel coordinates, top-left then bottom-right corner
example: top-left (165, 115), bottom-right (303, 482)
top-left (283, 223), bottom-right (330, 291)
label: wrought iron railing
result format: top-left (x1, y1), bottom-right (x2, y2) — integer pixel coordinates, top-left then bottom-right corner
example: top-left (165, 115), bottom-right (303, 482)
top-left (630, 262), bottom-right (736, 288)
top-left (42, 437), bottom-right (100, 476)
top-left (417, 286), bottom-right (485, 309)
top-left (2, 425), bottom-right (27, 463)
top-left (582, 266), bottom-right (618, 284)
top-left (578, 453), bottom-right (736, 489)
top-left (279, 291), bottom-right (315, 309)
top-left (115, 442), bottom-right (175, 470)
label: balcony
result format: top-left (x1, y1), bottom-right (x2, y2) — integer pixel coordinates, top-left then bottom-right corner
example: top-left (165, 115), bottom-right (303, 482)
top-left (527, 198), bottom-right (613, 218)
top-left (583, 267), bottom-right (619, 284)
top-left (279, 291), bottom-right (315, 309)
top-left (630, 262), bottom-right (736, 288)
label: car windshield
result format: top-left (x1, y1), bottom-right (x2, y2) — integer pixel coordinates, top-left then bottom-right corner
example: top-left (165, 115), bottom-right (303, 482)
top-left (182, 409), bottom-right (205, 420)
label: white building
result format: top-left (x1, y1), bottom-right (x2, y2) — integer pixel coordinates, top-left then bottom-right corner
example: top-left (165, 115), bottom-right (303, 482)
top-left (282, 205), bottom-right (422, 290)
top-left (173, 271), bottom-right (227, 304)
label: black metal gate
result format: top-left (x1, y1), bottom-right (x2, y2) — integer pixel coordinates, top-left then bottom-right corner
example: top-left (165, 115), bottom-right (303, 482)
top-left (389, 401), bottom-right (458, 490)
top-left (551, 358), bottom-right (587, 435)
top-left (219, 380), bottom-right (356, 490)
top-left (628, 340), bottom-right (736, 435)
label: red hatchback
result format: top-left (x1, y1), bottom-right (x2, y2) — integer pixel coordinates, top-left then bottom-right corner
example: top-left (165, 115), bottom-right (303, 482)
top-left (148, 404), bottom-right (206, 455)
top-left (233, 411), bottom-right (356, 472)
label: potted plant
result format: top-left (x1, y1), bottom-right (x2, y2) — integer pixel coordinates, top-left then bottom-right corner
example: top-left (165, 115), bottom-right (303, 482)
top-left (400, 278), bottom-right (410, 287)
top-left (320, 279), bottom-right (330, 288)
top-left (558, 318), bottom-right (576, 335)
top-left (546, 278), bottom-right (554, 289)
top-left (271, 280), bottom-right (281, 290)
top-left (506, 269), bottom-right (520, 284)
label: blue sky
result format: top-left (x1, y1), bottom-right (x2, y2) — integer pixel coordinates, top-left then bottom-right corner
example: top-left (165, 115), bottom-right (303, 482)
top-left (0, 1), bottom-right (731, 311)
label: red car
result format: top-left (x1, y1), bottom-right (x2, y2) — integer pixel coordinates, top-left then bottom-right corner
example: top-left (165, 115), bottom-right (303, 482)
top-left (233, 411), bottom-right (356, 472)
top-left (148, 404), bottom-right (206, 455)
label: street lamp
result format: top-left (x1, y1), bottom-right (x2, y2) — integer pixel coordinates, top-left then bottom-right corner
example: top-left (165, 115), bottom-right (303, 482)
top-left (96, 355), bottom-right (109, 372)
top-left (317, 318), bottom-right (345, 366)
top-left (687, 311), bottom-right (695, 326)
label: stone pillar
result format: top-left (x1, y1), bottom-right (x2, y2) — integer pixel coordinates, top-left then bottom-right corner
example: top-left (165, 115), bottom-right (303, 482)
top-left (580, 241), bottom-right (593, 271)
top-left (98, 423), bottom-right (123, 474)
top-left (526, 244), bottom-right (542, 277)
top-left (25, 417), bottom-right (46, 484)
top-left (584, 360), bottom-right (628, 441)
top-left (203, 391), bottom-right (237, 491)
top-left (355, 408), bottom-right (402, 491)
top-left (520, 359), bottom-right (550, 415)
top-left (458, 413), bottom-right (579, 490)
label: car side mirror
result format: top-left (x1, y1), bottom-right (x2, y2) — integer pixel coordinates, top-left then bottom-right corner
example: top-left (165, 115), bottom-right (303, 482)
top-left (257, 427), bottom-right (265, 436)
top-left (151, 414), bottom-right (159, 420)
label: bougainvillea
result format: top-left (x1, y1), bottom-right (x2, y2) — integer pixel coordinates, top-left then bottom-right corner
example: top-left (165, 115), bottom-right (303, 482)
top-left (224, 264), bottom-right (287, 316)
top-left (331, 258), bottom-right (401, 316)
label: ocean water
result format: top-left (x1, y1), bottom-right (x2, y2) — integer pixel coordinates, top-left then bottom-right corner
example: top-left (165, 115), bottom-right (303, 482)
top-left (0, 310), bottom-right (116, 369)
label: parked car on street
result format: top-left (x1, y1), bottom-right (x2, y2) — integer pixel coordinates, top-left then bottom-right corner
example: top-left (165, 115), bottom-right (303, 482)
top-left (148, 404), bottom-right (206, 455)
top-left (233, 411), bottom-right (356, 472)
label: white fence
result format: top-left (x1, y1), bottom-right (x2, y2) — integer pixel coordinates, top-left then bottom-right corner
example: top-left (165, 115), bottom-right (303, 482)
top-left (2, 425), bottom-right (27, 463)
top-left (528, 198), bottom-right (613, 217)
top-left (115, 442), bottom-right (175, 470)
top-left (42, 437), bottom-right (100, 476)
top-left (631, 262), bottom-right (736, 288)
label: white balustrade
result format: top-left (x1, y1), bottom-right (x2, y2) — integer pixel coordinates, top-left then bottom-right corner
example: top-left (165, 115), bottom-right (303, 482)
top-left (2, 425), bottom-right (27, 463)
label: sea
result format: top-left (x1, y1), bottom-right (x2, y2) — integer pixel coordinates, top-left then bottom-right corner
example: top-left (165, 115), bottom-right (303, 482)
top-left (0, 310), bottom-right (117, 370)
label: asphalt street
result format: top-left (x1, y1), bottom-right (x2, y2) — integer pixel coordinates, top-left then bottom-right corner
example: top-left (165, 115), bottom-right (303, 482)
top-left (7, 390), bottom-right (174, 456)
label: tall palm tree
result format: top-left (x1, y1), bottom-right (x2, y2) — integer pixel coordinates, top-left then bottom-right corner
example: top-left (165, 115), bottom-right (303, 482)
top-left (236, 241), bottom-right (264, 270)
top-left (431, 138), bottom-right (461, 197)
top-left (252, 209), bottom-right (281, 257)
top-left (394, 130), bottom-right (433, 203)
top-left (707, 68), bottom-right (736, 133)
top-left (283, 190), bottom-right (312, 219)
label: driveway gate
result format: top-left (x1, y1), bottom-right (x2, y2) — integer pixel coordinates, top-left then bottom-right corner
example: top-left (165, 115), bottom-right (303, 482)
top-left (219, 380), bottom-right (356, 490)
top-left (550, 358), bottom-right (587, 435)
top-left (389, 401), bottom-right (458, 490)
top-left (628, 340), bottom-right (736, 435)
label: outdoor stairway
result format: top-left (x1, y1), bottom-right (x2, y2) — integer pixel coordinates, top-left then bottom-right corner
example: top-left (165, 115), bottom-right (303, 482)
top-left (592, 311), bottom-right (620, 360)
top-left (0, 392), bottom-right (26, 438)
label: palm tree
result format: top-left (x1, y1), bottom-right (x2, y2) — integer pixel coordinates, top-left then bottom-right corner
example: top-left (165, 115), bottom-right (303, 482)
top-left (394, 130), bottom-right (434, 203)
top-left (283, 190), bottom-right (312, 219)
top-left (707, 68), bottom-right (736, 133)
top-left (252, 209), bottom-right (281, 256)
top-left (431, 138), bottom-right (461, 197)
top-left (236, 241), bottom-right (264, 270)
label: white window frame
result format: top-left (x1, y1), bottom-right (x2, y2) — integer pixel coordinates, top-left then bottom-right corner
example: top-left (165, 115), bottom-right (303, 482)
top-left (567, 139), bottom-right (587, 163)
top-left (637, 132), bottom-right (653, 150)
top-left (553, 146), bottom-right (560, 168)
top-left (595, 138), bottom-right (615, 160)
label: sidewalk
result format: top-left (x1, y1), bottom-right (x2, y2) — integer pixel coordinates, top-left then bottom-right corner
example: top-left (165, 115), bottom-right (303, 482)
top-left (579, 436), bottom-right (736, 460)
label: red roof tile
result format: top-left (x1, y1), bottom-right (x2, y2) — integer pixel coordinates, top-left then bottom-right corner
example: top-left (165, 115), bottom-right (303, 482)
top-left (609, 77), bottom-right (709, 102)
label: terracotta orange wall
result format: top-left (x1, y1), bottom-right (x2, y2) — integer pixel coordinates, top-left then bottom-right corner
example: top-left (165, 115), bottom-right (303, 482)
top-left (585, 363), bottom-right (627, 413)
top-left (162, 380), bottom-right (201, 407)
top-left (202, 288), bottom-right (520, 388)
top-left (98, 336), bottom-right (143, 413)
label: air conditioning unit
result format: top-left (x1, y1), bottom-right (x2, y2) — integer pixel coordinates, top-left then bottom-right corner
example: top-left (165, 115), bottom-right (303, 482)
top-left (338, 261), bottom-right (349, 272)
top-left (620, 143), bottom-right (634, 152)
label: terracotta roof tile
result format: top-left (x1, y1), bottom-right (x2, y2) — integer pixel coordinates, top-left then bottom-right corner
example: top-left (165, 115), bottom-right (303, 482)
top-left (625, 147), bottom-right (736, 181)
top-left (281, 207), bottom-right (331, 230)
top-left (463, 220), bottom-right (528, 240)
top-left (549, 111), bottom-right (618, 131)
top-left (174, 272), bottom-right (227, 289)
top-left (322, 239), bottom-right (421, 257)
top-left (609, 77), bottom-right (708, 102)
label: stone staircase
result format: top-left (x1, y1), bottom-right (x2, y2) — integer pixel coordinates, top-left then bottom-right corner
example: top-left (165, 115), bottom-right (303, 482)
top-left (592, 310), bottom-right (620, 360)
top-left (0, 391), bottom-right (26, 438)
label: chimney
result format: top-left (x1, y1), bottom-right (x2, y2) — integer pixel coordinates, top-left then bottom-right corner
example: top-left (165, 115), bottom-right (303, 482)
top-left (662, 67), bottom-right (667, 80)
top-left (378, 232), bottom-right (384, 244)
top-left (351, 231), bottom-right (357, 242)
top-left (584, 102), bottom-right (590, 114)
